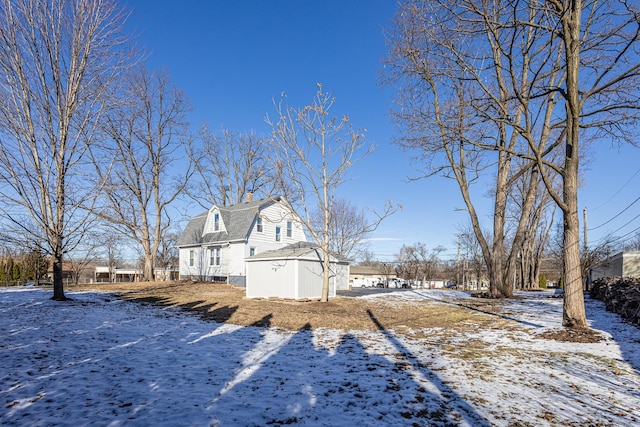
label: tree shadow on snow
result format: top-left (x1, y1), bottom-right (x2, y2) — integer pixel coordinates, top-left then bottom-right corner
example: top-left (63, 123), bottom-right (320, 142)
top-left (205, 316), bottom-right (491, 426)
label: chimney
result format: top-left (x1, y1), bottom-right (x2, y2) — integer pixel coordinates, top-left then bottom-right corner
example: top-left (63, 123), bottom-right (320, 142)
top-left (246, 191), bottom-right (253, 203)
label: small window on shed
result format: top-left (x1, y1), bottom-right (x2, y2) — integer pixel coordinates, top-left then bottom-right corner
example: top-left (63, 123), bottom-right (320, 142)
top-left (189, 250), bottom-right (195, 267)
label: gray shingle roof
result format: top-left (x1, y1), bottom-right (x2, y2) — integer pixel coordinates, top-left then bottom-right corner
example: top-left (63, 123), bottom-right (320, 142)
top-left (177, 196), bottom-right (283, 247)
top-left (246, 241), bottom-right (349, 263)
top-left (246, 241), bottom-right (320, 260)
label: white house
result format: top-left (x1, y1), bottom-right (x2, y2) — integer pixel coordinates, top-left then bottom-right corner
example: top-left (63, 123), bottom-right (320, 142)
top-left (245, 242), bottom-right (349, 299)
top-left (177, 195), bottom-right (306, 285)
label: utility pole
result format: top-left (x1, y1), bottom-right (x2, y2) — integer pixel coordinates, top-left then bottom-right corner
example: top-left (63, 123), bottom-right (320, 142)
top-left (456, 234), bottom-right (461, 288)
top-left (583, 207), bottom-right (590, 291)
top-left (583, 207), bottom-right (588, 255)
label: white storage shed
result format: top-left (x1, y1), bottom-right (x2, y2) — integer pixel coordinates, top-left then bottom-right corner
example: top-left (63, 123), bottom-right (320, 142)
top-left (245, 242), bottom-right (349, 300)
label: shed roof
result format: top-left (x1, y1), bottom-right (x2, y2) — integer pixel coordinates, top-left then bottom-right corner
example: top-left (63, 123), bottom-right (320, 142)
top-left (246, 242), bottom-right (349, 263)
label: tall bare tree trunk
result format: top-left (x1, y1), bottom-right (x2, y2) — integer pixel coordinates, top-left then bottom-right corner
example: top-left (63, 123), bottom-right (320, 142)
top-left (559, 0), bottom-right (587, 329)
top-left (0, 0), bottom-right (135, 301)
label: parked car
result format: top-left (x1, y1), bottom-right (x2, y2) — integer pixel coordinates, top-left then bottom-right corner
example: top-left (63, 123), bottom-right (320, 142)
top-left (23, 281), bottom-right (54, 287)
top-left (445, 282), bottom-right (458, 289)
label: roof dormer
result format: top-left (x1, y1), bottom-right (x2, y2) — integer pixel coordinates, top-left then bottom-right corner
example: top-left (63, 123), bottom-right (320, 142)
top-left (204, 207), bottom-right (225, 235)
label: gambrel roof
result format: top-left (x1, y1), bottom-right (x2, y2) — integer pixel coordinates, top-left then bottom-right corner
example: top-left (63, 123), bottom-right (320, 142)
top-left (177, 196), bottom-right (285, 247)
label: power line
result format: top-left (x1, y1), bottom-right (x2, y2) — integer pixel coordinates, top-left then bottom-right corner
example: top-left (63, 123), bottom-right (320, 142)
top-left (590, 167), bottom-right (640, 211)
top-left (606, 212), bottom-right (640, 236)
top-left (591, 223), bottom-right (640, 247)
top-left (588, 194), bottom-right (640, 231)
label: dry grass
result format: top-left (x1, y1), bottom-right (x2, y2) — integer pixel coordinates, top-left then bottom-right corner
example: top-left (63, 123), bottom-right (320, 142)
top-left (68, 281), bottom-right (502, 332)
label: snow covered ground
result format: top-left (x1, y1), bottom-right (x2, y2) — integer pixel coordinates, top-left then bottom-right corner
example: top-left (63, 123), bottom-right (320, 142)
top-left (1, 288), bottom-right (638, 426)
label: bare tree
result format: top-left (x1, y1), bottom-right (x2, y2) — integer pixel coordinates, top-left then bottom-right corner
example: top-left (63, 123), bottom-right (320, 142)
top-left (387, 0), bottom-right (640, 329)
top-left (187, 128), bottom-right (270, 208)
top-left (267, 84), bottom-right (396, 301)
top-left (311, 198), bottom-right (374, 260)
top-left (93, 67), bottom-right (192, 281)
top-left (102, 233), bottom-right (122, 283)
top-left (386, 0), bottom-right (547, 298)
top-left (508, 158), bottom-right (559, 289)
top-left (396, 243), bottom-right (445, 287)
top-left (622, 232), bottom-right (640, 251)
top-left (0, 0), bottom-right (135, 299)
top-left (65, 235), bottom-right (100, 285)
top-left (357, 248), bottom-right (377, 266)
top-left (156, 229), bottom-right (179, 280)
top-left (395, 245), bottom-right (421, 282)
top-left (539, 0), bottom-right (640, 328)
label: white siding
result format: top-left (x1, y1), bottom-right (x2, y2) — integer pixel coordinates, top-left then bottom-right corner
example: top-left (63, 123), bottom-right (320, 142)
top-left (203, 207), bottom-right (226, 235)
top-left (227, 243), bottom-right (246, 278)
top-left (297, 259), bottom-right (325, 299)
top-left (179, 247), bottom-right (207, 279)
top-left (202, 246), bottom-right (225, 280)
top-left (623, 253), bottom-right (640, 277)
top-left (179, 199), bottom-right (308, 284)
top-left (246, 203), bottom-right (306, 255)
top-left (246, 259), bottom-right (296, 298)
top-left (333, 263), bottom-right (350, 291)
top-left (246, 251), bottom-right (343, 300)
top-left (593, 251), bottom-right (640, 279)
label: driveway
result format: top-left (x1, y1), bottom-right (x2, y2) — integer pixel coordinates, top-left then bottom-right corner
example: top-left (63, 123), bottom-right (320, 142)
top-left (337, 286), bottom-right (414, 297)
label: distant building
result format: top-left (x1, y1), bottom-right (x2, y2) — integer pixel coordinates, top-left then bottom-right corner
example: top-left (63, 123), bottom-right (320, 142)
top-left (94, 266), bottom-right (178, 283)
top-left (591, 251), bottom-right (640, 280)
top-left (349, 265), bottom-right (397, 287)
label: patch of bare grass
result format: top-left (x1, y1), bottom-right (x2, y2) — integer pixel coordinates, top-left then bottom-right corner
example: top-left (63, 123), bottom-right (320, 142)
top-left (69, 281), bottom-right (499, 331)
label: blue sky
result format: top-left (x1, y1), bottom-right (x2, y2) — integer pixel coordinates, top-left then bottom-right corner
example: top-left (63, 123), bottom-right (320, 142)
top-left (125, 0), bottom-right (640, 262)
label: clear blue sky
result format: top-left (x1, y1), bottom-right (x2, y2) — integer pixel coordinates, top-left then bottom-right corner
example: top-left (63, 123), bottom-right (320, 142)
top-left (125, 0), bottom-right (640, 262)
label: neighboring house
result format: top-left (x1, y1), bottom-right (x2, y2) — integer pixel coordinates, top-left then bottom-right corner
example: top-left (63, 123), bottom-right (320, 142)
top-left (245, 242), bottom-right (349, 299)
top-left (349, 265), bottom-right (397, 287)
top-left (94, 266), bottom-right (179, 283)
top-left (591, 251), bottom-right (640, 281)
top-left (177, 196), bottom-right (306, 285)
top-left (46, 261), bottom-right (74, 283)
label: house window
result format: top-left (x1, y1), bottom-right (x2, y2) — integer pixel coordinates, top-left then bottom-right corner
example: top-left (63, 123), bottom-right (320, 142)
top-left (275, 226), bottom-right (281, 242)
top-left (214, 213), bottom-right (220, 231)
top-left (210, 247), bottom-right (221, 266)
top-left (256, 217), bottom-right (263, 233)
top-left (189, 250), bottom-right (194, 267)
top-left (286, 221), bottom-right (292, 237)
top-left (249, 247), bottom-right (255, 256)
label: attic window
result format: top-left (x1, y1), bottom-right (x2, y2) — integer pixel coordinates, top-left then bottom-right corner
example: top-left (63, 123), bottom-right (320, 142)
top-left (214, 213), bottom-right (220, 231)
top-left (256, 217), bottom-right (263, 233)
top-left (286, 221), bottom-right (292, 237)
top-left (275, 226), bottom-right (281, 242)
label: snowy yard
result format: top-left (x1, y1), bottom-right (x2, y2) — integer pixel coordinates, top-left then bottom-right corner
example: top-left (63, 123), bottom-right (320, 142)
top-left (1, 288), bottom-right (639, 426)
